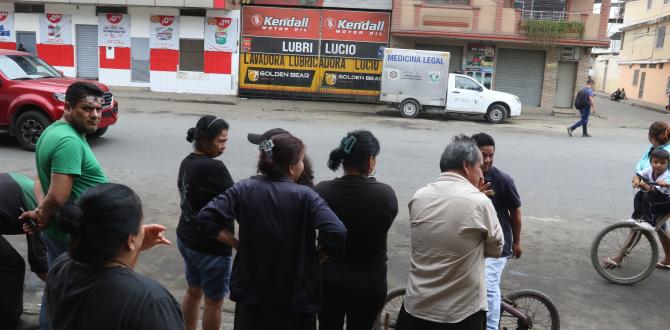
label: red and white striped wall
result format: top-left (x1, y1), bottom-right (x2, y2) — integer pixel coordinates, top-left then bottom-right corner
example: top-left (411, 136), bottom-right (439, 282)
top-left (1, 2), bottom-right (239, 95)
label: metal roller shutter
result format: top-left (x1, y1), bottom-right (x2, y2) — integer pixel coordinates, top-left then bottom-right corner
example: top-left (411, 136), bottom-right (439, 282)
top-left (494, 48), bottom-right (545, 107)
top-left (76, 25), bottom-right (99, 79)
top-left (416, 44), bottom-right (464, 73)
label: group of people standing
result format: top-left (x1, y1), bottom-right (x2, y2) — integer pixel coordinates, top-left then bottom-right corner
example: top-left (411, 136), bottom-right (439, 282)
top-left (1, 80), bottom-right (526, 330)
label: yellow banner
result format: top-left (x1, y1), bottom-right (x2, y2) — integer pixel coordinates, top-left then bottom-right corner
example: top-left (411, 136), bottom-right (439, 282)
top-left (239, 53), bottom-right (382, 96)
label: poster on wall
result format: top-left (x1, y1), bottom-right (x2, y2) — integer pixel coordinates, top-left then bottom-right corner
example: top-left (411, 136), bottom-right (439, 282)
top-left (39, 13), bottom-right (72, 45)
top-left (150, 15), bottom-right (179, 50)
top-left (98, 13), bottom-right (130, 48)
top-left (0, 12), bottom-right (14, 42)
top-left (242, 6), bottom-right (320, 39)
top-left (465, 44), bottom-right (496, 71)
top-left (205, 17), bottom-right (238, 52)
top-left (239, 0), bottom-right (392, 10)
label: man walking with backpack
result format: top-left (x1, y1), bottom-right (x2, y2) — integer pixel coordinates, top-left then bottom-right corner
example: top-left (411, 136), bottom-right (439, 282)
top-left (567, 79), bottom-right (596, 137)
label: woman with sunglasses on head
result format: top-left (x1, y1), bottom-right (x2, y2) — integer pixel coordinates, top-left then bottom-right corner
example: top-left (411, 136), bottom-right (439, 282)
top-left (197, 133), bottom-right (347, 330)
top-left (45, 183), bottom-right (182, 330)
top-left (177, 116), bottom-right (234, 330)
top-left (316, 130), bottom-right (398, 330)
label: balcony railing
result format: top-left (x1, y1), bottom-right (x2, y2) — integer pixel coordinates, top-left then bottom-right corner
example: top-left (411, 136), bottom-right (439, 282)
top-left (520, 10), bottom-right (567, 21)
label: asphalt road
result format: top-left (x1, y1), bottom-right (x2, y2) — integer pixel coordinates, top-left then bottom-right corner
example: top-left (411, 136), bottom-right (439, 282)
top-left (2, 96), bottom-right (670, 329)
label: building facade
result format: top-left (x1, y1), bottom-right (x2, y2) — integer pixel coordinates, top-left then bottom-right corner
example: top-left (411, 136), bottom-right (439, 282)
top-left (0, 0), bottom-right (239, 95)
top-left (390, 0), bottom-right (611, 110)
top-left (591, 0), bottom-right (623, 94)
top-left (617, 0), bottom-right (670, 108)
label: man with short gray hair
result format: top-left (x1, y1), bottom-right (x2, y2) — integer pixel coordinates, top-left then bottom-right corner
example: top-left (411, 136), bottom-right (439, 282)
top-left (397, 134), bottom-right (504, 330)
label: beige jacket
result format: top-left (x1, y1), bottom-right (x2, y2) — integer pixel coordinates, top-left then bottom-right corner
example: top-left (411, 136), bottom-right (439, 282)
top-left (404, 172), bottom-right (504, 324)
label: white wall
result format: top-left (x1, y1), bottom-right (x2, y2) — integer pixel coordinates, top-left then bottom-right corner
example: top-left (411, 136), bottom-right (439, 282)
top-left (128, 6), bottom-right (179, 38)
top-left (180, 16), bottom-right (205, 39)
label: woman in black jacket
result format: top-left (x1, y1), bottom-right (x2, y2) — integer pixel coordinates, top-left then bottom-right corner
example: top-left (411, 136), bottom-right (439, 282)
top-left (316, 130), bottom-right (398, 330)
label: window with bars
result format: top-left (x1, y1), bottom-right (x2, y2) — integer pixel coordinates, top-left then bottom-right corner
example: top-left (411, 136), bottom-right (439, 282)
top-left (633, 69), bottom-right (640, 85)
top-left (15, 3), bottom-right (44, 13)
top-left (657, 26), bottom-right (666, 49)
top-left (648, 0), bottom-right (653, 9)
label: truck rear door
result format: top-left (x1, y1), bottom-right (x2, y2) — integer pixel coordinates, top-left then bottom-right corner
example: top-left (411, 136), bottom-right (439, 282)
top-left (447, 75), bottom-right (485, 113)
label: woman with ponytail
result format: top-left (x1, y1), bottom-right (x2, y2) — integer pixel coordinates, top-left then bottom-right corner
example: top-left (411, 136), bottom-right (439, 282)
top-left (197, 132), bottom-right (347, 330)
top-left (45, 183), bottom-right (183, 329)
top-left (315, 130), bottom-right (398, 330)
top-left (177, 115), bottom-right (234, 330)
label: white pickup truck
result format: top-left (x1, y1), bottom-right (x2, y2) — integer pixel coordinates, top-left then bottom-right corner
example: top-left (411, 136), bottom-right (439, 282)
top-left (380, 48), bottom-right (522, 123)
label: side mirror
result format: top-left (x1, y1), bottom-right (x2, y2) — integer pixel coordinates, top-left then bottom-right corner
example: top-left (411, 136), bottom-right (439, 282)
top-left (478, 86), bottom-right (484, 92)
top-left (57, 70), bottom-right (64, 76)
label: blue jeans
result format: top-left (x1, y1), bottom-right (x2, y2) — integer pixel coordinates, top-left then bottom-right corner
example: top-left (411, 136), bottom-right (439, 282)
top-left (39, 233), bottom-right (69, 330)
top-left (485, 257), bottom-right (508, 330)
top-left (177, 238), bottom-right (232, 300)
top-left (570, 106), bottom-right (591, 133)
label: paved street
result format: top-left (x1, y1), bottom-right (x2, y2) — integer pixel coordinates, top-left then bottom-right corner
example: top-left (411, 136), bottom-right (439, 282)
top-left (3, 95), bottom-right (670, 329)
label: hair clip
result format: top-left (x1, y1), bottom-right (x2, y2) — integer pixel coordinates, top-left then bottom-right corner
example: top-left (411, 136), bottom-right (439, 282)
top-left (259, 139), bottom-right (274, 158)
top-left (206, 118), bottom-right (221, 130)
top-left (340, 134), bottom-right (358, 154)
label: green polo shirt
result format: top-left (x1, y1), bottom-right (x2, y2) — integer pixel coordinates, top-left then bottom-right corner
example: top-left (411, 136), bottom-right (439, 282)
top-left (36, 121), bottom-right (108, 241)
top-left (8, 172), bottom-right (38, 210)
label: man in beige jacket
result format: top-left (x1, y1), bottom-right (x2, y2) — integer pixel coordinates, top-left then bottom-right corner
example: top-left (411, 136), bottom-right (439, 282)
top-left (397, 134), bottom-right (504, 330)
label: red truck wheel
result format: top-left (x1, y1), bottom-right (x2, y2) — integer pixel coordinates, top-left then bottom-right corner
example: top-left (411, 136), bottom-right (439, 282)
top-left (14, 111), bottom-right (51, 151)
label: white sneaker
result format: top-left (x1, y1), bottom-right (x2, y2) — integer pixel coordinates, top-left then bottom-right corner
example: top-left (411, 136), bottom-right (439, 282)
top-left (635, 221), bottom-right (656, 231)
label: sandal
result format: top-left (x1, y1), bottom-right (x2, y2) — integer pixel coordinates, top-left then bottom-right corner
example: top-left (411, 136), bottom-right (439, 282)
top-left (603, 258), bottom-right (620, 269)
top-left (656, 263), bottom-right (670, 270)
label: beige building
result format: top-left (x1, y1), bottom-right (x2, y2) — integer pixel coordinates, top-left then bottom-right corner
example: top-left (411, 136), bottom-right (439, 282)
top-left (390, 0), bottom-right (611, 110)
top-left (618, 0), bottom-right (670, 108)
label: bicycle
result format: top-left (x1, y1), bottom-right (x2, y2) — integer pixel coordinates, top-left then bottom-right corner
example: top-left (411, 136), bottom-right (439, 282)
top-left (373, 287), bottom-right (560, 330)
top-left (591, 175), bottom-right (670, 285)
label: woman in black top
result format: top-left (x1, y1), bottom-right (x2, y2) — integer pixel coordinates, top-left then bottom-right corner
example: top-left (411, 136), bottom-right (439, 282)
top-left (177, 116), bottom-right (234, 330)
top-left (316, 130), bottom-right (398, 330)
top-left (197, 133), bottom-right (347, 330)
top-left (46, 183), bottom-right (183, 330)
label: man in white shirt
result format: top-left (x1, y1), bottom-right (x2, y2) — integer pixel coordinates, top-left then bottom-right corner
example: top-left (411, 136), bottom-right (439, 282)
top-left (397, 134), bottom-right (504, 330)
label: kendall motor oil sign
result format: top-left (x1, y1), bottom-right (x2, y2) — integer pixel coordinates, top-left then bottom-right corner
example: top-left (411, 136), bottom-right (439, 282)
top-left (239, 6), bottom-right (390, 101)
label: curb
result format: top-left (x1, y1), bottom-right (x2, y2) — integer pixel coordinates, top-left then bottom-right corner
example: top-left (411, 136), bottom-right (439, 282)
top-left (117, 95), bottom-right (237, 106)
top-left (595, 94), bottom-right (669, 115)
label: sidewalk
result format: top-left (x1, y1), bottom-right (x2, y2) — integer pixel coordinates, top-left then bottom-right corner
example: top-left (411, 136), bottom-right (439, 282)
top-left (110, 87), bottom-right (238, 106)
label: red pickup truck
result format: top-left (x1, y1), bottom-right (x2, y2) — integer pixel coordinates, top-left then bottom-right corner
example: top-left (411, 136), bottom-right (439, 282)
top-left (0, 50), bottom-right (118, 151)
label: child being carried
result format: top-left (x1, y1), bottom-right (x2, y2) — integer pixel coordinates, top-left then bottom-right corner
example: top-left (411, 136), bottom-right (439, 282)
top-left (633, 148), bottom-right (670, 226)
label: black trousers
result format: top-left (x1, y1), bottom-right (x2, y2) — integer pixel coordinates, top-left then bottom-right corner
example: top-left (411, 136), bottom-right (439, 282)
top-left (234, 302), bottom-right (316, 330)
top-left (318, 261), bottom-right (387, 330)
top-left (633, 190), bottom-right (670, 225)
top-left (396, 305), bottom-right (486, 330)
top-left (0, 236), bottom-right (25, 327)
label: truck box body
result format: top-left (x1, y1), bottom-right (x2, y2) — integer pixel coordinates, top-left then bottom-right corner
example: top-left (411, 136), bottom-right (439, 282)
top-left (380, 48), bottom-right (450, 107)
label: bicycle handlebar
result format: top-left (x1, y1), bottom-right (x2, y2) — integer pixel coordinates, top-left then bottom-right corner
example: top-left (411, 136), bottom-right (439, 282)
top-left (636, 173), bottom-right (661, 187)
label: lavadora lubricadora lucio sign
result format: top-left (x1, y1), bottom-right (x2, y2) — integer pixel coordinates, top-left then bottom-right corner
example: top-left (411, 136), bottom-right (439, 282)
top-left (239, 6), bottom-right (390, 101)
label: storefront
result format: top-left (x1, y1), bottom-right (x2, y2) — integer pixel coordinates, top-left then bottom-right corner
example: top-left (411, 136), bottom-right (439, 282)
top-left (238, 0), bottom-right (392, 101)
top-left (0, 2), bottom-right (239, 95)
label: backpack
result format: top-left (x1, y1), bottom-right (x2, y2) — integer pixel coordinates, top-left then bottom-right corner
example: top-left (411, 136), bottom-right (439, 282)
top-left (574, 88), bottom-right (590, 109)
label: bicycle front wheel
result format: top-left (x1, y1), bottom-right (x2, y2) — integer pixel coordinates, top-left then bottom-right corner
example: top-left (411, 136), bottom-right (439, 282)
top-left (373, 288), bottom-right (405, 330)
top-left (500, 289), bottom-right (560, 330)
top-left (591, 222), bottom-right (658, 285)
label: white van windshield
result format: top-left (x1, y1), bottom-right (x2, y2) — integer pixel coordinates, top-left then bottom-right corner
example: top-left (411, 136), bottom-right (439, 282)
top-left (0, 54), bottom-right (62, 80)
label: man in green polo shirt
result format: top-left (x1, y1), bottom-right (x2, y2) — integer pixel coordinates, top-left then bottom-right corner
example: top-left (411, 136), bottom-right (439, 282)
top-left (19, 81), bottom-right (108, 330)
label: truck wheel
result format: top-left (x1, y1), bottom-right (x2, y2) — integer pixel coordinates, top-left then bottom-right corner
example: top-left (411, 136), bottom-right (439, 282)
top-left (399, 100), bottom-right (420, 118)
top-left (486, 104), bottom-right (507, 124)
top-left (89, 127), bottom-right (108, 138)
top-left (14, 111), bottom-right (51, 151)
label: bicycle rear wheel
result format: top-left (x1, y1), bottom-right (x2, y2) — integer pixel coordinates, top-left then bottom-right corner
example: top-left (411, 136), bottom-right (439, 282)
top-left (373, 288), bottom-right (405, 330)
top-left (500, 289), bottom-right (560, 330)
top-left (590, 222), bottom-right (658, 285)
